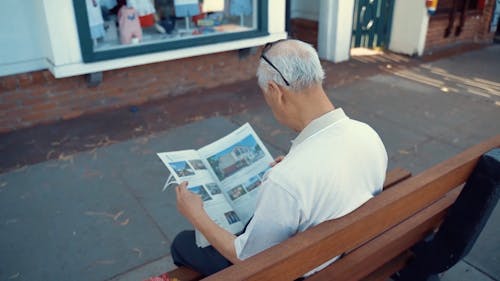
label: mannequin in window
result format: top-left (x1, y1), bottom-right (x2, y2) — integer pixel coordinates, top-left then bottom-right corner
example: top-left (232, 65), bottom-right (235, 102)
top-left (118, 4), bottom-right (143, 44)
top-left (86, 0), bottom-right (106, 46)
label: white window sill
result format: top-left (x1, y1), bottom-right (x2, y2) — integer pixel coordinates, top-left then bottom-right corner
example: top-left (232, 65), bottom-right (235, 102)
top-left (48, 32), bottom-right (287, 78)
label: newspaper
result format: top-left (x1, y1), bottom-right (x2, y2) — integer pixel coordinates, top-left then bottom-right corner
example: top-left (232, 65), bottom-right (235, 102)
top-left (157, 123), bottom-right (274, 247)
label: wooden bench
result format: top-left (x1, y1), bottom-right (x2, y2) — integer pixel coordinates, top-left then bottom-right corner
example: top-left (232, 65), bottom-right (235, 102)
top-left (168, 135), bottom-right (500, 281)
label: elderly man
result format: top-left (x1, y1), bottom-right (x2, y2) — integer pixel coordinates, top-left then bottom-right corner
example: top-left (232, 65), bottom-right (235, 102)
top-left (171, 39), bottom-right (388, 276)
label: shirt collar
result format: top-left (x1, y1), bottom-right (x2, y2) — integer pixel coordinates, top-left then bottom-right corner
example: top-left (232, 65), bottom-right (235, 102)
top-left (291, 108), bottom-right (348, 150)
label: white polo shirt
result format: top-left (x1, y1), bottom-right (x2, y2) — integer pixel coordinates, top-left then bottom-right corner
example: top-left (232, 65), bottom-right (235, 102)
top-left (234, 108), bottom-right (388, 275)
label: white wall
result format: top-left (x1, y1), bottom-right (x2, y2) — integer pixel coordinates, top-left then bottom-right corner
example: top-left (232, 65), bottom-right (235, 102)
top-left (318, 0), bottom-right (355, 63)
top-left (0, 0), bottom-right (50, 76)
top-left (389, 1), bottom-right (429, 56)
top-left (291, 0), bottom-right (320, 21)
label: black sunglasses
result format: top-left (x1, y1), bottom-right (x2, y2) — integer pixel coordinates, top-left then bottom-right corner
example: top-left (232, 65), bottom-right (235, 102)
top-left (261, 40), bottom-right (290, 86)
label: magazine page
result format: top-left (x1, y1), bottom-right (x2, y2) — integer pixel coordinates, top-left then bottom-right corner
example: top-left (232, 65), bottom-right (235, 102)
top-left (157, 149), bottom-right (245, 247)
top-left (198, 123), bottom-right (274, 225)
top-left (157, 149), bottom-right (212, 184)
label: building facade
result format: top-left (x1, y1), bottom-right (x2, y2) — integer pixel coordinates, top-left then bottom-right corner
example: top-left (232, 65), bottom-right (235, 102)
top-left (0, 0), bottom-right (287, 133)
top-left (292, 0), bottom-right (496, 57)
top-left (0, 0), bottom-right (498, 133)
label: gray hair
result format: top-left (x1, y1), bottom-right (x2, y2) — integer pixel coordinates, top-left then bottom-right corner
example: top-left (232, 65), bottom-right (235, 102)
top-left (257, 39), bottom-right (325, 92)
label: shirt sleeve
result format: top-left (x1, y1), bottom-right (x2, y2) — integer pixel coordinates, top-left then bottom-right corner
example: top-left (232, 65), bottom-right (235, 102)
top-left (234, 178), bottom-right (301, 260)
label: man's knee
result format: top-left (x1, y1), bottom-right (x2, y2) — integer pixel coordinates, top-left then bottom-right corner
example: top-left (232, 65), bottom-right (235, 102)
top-left (171, 230), bottom-right (194, 265)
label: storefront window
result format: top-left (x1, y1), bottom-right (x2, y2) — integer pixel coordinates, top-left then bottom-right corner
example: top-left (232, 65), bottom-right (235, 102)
top-left (75, 0), bottom-right (267, 62)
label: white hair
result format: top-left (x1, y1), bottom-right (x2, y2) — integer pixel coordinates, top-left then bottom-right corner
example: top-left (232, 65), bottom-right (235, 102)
top-left (257, 39), bottom-right (325, 92)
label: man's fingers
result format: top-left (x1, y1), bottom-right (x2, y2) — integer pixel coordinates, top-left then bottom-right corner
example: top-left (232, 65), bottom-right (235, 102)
top-left (179, 181), bottom-right (188, 194)
top-left (175, 185), bottom-right (180, 201)
top-left (270, 155), bottom-right (285, 167)
top-left (176, 181), bottom-right (189, 199)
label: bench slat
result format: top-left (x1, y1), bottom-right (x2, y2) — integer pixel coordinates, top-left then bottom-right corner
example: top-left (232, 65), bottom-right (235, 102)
top-left (204, 135), bottom-right (500, 281)
top-left (168, 266), bottom-right (202, 281)
top-left (307, 186), bottom-right (462, 281)
top-left (382, 167), bottom-right (411, 190)
top-left (361, 251), bottom-right (413, 281)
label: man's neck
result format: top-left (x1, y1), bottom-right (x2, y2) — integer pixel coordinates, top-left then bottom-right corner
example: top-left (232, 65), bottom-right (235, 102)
top-left (292, 87), bottom-right (335, 132)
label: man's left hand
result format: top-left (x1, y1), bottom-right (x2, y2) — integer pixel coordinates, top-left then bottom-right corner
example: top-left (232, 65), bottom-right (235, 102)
top-left (175, 181), bottom-right (205, 223)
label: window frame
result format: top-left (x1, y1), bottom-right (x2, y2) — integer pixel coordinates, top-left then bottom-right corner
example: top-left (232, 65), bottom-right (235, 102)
top-left (73, 0), bottom-right (269, 62)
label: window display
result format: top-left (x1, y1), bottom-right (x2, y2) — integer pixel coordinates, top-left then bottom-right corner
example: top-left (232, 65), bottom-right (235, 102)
top-left (82, 0), bottom-right (259, 52)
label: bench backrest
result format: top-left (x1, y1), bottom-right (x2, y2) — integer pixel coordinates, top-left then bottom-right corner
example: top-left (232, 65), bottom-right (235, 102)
top-left (204, 135), bottom-right (500, 281)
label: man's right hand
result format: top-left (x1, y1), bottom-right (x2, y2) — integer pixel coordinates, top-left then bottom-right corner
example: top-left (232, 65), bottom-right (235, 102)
top-left (270, 155), bottom-right (285, 167)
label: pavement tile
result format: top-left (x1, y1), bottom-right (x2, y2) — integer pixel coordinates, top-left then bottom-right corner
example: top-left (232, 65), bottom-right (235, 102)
top-left (338, 104), bottom-right (429, 162)
top-left (440, 260), bottom-right (496, 281)
top-left (0, 156), bottom-right (168, 281)
top-left (464, 201), bottom-right (500, 279)
top-left (453, 107), bottom-right (500, 149)
top-left (427, 45), bottom-right (500, 84)
top-left (387, 138), bottom-right (464, 174)
top-left (109, 256), bottom-right (176, 281)
top-left (328, 74), bottom-right (499, 148)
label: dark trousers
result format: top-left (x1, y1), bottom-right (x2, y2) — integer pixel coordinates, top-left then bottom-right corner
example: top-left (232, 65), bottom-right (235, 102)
top-left (170, 230), bottom-right (232, 276)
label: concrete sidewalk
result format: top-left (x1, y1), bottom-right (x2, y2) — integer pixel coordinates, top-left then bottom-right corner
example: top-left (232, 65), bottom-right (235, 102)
top-left (1, 46), bottom-right (499, 281)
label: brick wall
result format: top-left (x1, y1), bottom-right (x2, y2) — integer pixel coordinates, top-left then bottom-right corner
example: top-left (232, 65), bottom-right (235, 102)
top-left (0, 50), bottom-right (260, 133)
top-left (290, 18), bottom-right (319, 48)
top-left (425, 0), bottom-right (495, 51)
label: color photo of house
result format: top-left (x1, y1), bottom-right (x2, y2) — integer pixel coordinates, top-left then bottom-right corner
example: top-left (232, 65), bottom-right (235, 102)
top-left (207, 135), bottom-right (264, 181)
top-left (169, 161), bottom-right (195, 178)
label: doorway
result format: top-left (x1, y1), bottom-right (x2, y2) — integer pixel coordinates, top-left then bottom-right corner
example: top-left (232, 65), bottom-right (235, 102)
top-left (351, 0), bottom-right (395, 48)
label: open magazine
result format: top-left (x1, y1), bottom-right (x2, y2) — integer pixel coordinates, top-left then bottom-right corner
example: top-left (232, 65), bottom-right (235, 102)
top-left (157, 123), bottom-right (274, 247)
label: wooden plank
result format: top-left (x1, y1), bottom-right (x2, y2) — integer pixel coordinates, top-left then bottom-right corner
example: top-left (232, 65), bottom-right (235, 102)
top-left (168, 266), bottom-right (203, 281)
top-left (383, 168), bottom-right (411, 190)
top-left (361, 251), bottom-right (413, 281)
top-left (203, 135), bottom-right (500, 281)
top-left (307, 186), bottom-right (462, 281)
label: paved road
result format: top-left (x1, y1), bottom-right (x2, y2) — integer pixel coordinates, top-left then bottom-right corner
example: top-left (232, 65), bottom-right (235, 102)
top-left (0, 46), bottom-right (498, 281)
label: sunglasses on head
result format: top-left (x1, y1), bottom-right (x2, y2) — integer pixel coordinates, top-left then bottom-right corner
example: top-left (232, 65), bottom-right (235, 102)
top-left (260, 39), bottom-right (290, 86)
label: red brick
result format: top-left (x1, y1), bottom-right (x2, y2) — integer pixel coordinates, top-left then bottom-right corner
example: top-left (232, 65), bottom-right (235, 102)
top-left (31, 102), bottom-right (57, 112)
top-left (129, 96), bottom-right (148, 105)
top-left (0, 103), bottom-right (16, 112)
top-left (2, 106), bottom-right (27, 117)
top-left (21, 96), bottom-right (49, 106)
top-left (30, 71), bottom-right (48, 85)
top-left (2, 92), bottom-right (22, 105)
top-left (61, 110), bottom-right (83, 120)
top-left (144, 86), bottom-right (164, 97)
top-left (51, 77), bottom-right (83, 92)
top-left (0, 126), bottom-right (13, 134)
top-left (30, 87), bottom-right (51, 97)
top-left (106, 87), bottom-right (127, 97)
top-left (1, 76), bottom-right (18, 91)
top-left (21, 111), bottom-right (52, 122)
top-left (42, 71), bottom-right (57, 85)
top-left (17, 73), bottom-right (33, 87)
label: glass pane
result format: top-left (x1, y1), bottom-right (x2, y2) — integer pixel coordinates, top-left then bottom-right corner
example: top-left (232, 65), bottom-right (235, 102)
top-left (87, 0), bottom-right (258, 52)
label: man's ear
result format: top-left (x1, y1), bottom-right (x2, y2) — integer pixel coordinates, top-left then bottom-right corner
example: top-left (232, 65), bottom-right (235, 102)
top-left (267, 81), bottom-right (285, 105)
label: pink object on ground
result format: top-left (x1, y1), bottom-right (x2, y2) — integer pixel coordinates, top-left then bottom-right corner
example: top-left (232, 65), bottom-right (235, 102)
top-left (118, 6), bottom-right (142, 44)
top-left (142, 272), bottom-right (173, 281)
